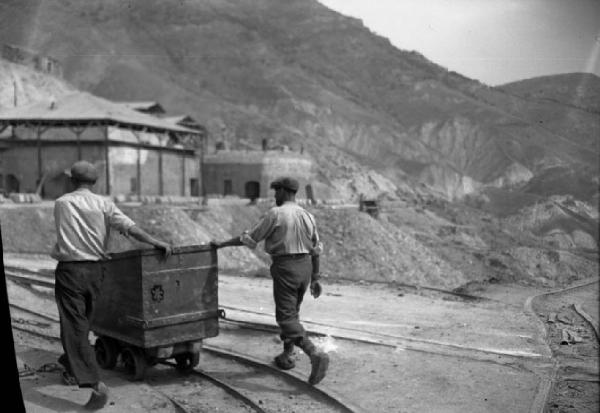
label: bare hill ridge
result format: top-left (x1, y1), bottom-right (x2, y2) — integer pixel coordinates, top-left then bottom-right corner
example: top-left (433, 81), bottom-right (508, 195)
top-left (0, 0), bottom-right (597, 201)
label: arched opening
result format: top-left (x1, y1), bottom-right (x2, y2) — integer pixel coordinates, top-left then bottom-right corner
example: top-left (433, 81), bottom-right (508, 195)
top-left (305, 184), bottom-right (315, 204)
top-left (223, 179), bottom-right (233, 196)
top-left (6, 174), bottom-right (19, 193)
top-left (244, 181), bottom-right (260, 202)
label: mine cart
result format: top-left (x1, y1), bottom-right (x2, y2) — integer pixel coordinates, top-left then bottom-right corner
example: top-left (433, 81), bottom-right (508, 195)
top-left (91, 244), bottom-right (219, 380)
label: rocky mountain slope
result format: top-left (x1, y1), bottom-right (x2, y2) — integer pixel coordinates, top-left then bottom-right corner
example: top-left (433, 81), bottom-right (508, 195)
top-left (0, 0), bottom-right (597, 203)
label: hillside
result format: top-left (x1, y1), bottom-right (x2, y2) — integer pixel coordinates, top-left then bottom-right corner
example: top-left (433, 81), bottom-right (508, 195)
top-left (0, 0), bottom-right (597, 202)
top-left (500, 73), bottom-right (600, 114)
top-left (0, 59), bottom-right (73, 110)
top-left (1, 200), bottom-right (597, 290)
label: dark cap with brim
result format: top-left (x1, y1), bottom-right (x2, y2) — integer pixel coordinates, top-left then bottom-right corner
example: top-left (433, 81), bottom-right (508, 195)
top-left (66, 161), bottom-right (99, 183)
top-left (270, 177), bottom-right (299, 192)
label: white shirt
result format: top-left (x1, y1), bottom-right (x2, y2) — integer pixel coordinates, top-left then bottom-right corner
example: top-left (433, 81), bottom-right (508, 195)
top-left (240, 201), bottom-right (323, 256)
top-left (51, 188), bottom-right (135, 261)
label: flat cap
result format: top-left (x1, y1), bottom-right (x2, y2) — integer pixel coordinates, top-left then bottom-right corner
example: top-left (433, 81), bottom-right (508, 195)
top-left (67, 161), bottom-right (99, 183)
top-left (270, 177), bottom-right (299, 192)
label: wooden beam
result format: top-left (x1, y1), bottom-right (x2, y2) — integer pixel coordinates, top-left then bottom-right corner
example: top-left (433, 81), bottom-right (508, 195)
top-left (104, 126), bottom-right (111, 195)
top-left (68, 125), bottom-right (86, 160)
top-left (0, 138), bottom-right (194, 155)
top-left (36, 126), bottom-right (42, 184)
top-left (158, 136), bottom-right (164, 196)
top-left (35, 126), bottom-right (49, 185)
top-left (200, 132), bottom-right (207, 204)
top-left (181, 152), bottom-right (186, 196)
top-left (133, 131), bottom-right (142, 197)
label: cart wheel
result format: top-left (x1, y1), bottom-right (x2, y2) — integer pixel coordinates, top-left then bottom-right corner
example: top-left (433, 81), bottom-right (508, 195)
top-left (121, 347), bottom-right (146, 381)
top-left (95, 337), bottom-right (119, 370)
top-left (175, 352), bottom-right (200, 373)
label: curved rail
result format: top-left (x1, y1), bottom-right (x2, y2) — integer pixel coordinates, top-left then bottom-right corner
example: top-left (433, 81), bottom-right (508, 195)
top-left (202, 345), bottom-right (362, 413)
top-left (159, 360), bottom-right (267, 413)
top-left (11, 306), bottom-right (361, 413)
top-left (12, 322), bottom-right (263, 413)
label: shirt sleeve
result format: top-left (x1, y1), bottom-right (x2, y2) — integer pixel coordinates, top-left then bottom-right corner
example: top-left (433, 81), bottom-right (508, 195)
top-left (240, 210), bottom-right (277, 249)
top-left (105, 201), bottom-right (136, 234)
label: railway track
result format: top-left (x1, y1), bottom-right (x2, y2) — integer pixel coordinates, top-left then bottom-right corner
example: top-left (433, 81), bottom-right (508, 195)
top-left (10, 268), bottom-right (598, 412)
top-left (6, 268), bottom-right (558, 363)
top-left (10, 300), bottom-right (361, 413)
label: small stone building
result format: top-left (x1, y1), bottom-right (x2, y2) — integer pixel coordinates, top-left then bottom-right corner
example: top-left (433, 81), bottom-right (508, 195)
top-left (2, 44), bottom-right (63, 78)
top-left (203, 149), bottom-right (314, 200)
top-left (0, 92), bottom-right (203, 199)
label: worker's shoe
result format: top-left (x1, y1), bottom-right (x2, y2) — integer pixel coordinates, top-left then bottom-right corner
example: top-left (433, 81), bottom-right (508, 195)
top-left (274, 340), bottom-right (296, 370)
top-left (61, 370), bottom-right (77, 386)
top-left (85, 381), bottom-right (109, 410)
top-left (58, 354), bottom-right (77, 386)
top-left (296, 337), bottom-right (329, 385)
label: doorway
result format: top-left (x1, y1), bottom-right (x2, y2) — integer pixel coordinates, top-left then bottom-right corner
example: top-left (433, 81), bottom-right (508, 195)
top-left (244, 181), bottom-right (260, 201)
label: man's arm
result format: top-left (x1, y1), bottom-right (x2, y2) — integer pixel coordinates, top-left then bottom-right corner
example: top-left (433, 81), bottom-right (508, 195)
top-left (210, 236), bottom-right (244, 249)
top-left (311, 254), bottom-right (320, 280)
top-left (308, 212), bottom-right (323, 298)
top-left (128, 226), bottom-right (172, 257)
top-left (310, 254), bottom-right (322, 298)
top-left (212, 211), bottom-right (275, 250)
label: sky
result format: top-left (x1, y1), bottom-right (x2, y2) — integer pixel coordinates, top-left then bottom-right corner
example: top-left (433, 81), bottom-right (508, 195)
top-left (318, 0), bottom-right (600, 86)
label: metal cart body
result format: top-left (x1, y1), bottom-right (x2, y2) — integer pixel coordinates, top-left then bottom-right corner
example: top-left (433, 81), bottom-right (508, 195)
top-left (91, 244), bottom-right (218, 379)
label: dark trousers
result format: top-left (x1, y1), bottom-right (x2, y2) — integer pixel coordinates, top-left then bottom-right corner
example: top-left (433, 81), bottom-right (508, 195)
top-left (270, 254), bottom-right (312, 342)
top-left (55, 261), bottom-right (103, 387)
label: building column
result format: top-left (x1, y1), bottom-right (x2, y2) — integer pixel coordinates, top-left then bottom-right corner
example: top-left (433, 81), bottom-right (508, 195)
top-left (158, 136), bottom-right (164, 196)
top-left (69, 126), bottom-right (85, 160)
top-left (134, 131), bottom-right (142, 197)
top-left (36, 125), bottom-right (42, 185)
top-left (104, 126), bottom-right (111, 195)
top-left (181, 153), bottom-right (186, 196)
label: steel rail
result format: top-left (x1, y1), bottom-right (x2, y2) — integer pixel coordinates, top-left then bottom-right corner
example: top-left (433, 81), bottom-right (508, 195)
top-left (9, 303), bottom-right (60, 323)
top-left (5, 271), bottom-right (55, 288)
top-left (202, 345), bottom-right (362, 413)
top-left (11, 323), bottom-right (61, 342)
top-left (11, 322), bottom-right (261, 413)
top-left (159, 360), bottom-right (267, 413)
top-left (7, 273), bottom-right (550, 363)
top-left (10, 307), bottom-right (358, 412)
top-left (219, 306), bottom-right (550, 361)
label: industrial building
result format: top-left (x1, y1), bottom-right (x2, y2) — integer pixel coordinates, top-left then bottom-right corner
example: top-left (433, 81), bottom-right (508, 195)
top-left (203, 148), bottom-right (314, 200)
top-left (0, 91), bottom-right (203, 199)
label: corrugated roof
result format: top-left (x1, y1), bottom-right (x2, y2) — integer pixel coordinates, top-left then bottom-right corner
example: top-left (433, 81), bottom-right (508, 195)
top-left (164, 115), bottom-right (194, 124)
top-left (118, 101), bottom-right (166, 114)
top-left (0, 92), bottom-right (199, 134)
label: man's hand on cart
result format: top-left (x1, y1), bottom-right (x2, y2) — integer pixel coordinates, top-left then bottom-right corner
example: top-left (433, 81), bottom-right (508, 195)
top-left (128, 226), bottom-right (172, 259)
top-left (155, 241), bottom-right (172, 258)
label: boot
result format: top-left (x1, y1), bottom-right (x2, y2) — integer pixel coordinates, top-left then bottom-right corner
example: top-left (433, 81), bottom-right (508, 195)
top-left (296, 337), bottom-right (329, 385)
top-left (58, 354), bottom-right (77, 386)
top-left (274, 339), bottom-right (296, 370)
top-left (84, 381), bottom-right (109, 410)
